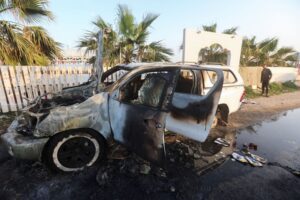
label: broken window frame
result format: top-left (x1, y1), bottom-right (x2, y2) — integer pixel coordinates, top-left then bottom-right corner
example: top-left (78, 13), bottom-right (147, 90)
top-left (101, 65), bottom-right (131, 84)
top-left (206, 69), bottom-right (237, 85)
top-left (175, 69), bottom-right (198, 95)
top-left (114, 69), bottom-right (178, 110)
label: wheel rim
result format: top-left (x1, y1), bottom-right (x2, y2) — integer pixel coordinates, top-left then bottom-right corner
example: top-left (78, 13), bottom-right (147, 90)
top-left (52, 134), bottom-right (100, 172)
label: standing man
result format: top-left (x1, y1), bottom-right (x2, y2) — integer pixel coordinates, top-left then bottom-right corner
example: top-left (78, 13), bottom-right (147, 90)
top-left (261, 65), bottom-right (272, 97)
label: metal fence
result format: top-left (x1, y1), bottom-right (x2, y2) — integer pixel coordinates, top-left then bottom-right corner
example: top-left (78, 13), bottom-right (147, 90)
top-left (0, 65), bottom-right (93, 113)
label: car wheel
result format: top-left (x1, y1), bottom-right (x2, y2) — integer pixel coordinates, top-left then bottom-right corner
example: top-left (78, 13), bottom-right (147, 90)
top-left (43, 129), bottom-right (106, 172)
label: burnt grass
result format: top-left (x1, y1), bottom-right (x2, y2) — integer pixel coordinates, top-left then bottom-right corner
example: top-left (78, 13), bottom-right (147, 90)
top-left (0, 113), bottom-right (231, 200)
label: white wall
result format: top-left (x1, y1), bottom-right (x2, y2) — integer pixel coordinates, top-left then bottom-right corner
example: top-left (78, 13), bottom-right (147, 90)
top-left (182, 28), bottom-right (243, 71)
top-left (269, 67), bottom-right (298, 83)
top-left (240, 66), bottom-right (298, 87)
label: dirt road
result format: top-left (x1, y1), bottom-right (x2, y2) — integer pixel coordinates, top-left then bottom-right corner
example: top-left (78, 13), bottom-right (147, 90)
top-left (229, 90), bottom-right (300, 130)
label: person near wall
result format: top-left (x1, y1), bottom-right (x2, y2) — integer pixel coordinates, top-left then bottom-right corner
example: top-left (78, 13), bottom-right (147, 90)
top-left (261, 65), bottom-right (272, 97)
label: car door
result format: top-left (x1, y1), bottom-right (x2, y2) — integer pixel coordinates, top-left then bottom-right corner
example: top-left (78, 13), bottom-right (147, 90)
top-left (166, 67), bottom-right (223, 142)
top-left (108, 68), bottom-right (178, 164)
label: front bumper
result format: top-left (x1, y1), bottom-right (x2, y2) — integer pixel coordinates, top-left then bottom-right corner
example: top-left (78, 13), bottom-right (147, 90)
top-left (0, 120), bottom-right (49, 160)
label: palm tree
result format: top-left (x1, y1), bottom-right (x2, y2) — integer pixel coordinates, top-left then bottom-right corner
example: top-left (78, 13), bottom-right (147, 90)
top-left (77, 16), bottom-right (119, 67)
top-left (222, 27), bottom-right (238, 35)
top-left (140, 41), bottom-right (174, 62)
top-left (202, 23), bottom-right (217, 32)
top-left (0, 0), bottom-right (61, 65)
top-left (240, 36), bottom-right (260, 66)
top-left (78, 4), bottom-right (173, 66)
top-left (241, 37), bottom-right (296, 67)
top-left (198, 43), bottom-right (229, 64)
top-left (202, 23), bottom-right (238, 35)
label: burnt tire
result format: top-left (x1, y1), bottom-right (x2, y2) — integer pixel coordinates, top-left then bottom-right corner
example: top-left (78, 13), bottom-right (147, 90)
top-left (42, 129), bottom-right (106, 172)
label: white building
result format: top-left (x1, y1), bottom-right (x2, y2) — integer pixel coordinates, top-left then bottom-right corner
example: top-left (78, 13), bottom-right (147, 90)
top-left (55, 48), bottom-right (93, 65)
top-left (182, 28), bottom-right (243, 71)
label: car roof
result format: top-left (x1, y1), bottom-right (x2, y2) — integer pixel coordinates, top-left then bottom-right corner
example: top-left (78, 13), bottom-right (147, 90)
top-left (116, 62), bottom-right (233, 71)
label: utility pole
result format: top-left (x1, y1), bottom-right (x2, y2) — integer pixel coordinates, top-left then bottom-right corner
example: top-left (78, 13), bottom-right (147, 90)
top-left (94, 30), bottom-right (103, 92)
top-left (94, 28), bottom-right (111, 91)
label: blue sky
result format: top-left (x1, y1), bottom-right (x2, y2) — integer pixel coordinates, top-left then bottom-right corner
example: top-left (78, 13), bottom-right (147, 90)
top-left (41, 0), bottom-right (299, 61)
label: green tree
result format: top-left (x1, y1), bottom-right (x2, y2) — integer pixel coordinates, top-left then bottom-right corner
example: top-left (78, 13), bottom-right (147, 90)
top-left (78, 4), bottom-right (173, 66)
top-left (0, 0), bottom-right (61, 65)
top-left (77, 16), bottom-right (119, 66)
top-left (202, 23), bottom-right (238, 35)
top-left (202, 23), bottom-right (217, 32)
top-left (240, 36), bottom-right (260, 66)
top-left (241, 37), bottom-right (296, 67)
top-left (198, 43), bottom-right (229, 65)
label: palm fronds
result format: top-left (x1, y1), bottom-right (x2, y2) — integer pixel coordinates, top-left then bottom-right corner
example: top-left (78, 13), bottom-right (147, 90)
top-left (78, 4), bottom-right (172, 66)
top-left (240, 37), bottom-right (296, 67)
top-left (202, 23), bottom-right (217, 32)
top-left (0, 0), bottom-right (61, 65)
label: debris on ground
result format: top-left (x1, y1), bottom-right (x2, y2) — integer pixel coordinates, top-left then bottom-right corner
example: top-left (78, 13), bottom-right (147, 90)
top-left (245, 155), bottom-right (263, 167)
top-left (242, 99), bottom-right (257, 104)
top-left (232, 148), bottom-right (267, 167)
top-left (231, 152), bottom-right (248, 164)
top-left (249, 143), bottom-right (258, 150)
top-left (214, 138), bottom-right (231, 147)
top-left (139, 164), bottom-right (151, 175)
top-left (247, 152), bottom-right (267, 164)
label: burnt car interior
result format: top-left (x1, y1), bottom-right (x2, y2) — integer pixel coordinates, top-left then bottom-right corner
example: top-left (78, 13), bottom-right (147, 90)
top-left (175, 69), bottom-right (204, 96)
top-left (119, 71), bottom-right (172, 108)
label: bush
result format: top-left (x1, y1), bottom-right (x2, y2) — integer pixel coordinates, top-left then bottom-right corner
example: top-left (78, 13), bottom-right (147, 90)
top-left (245, 86), bottom-right (260, 98)
top-left (245, 81), bottom-right (299, 99)
top-left (282, 81), bottom-right (298, 90)
top-left (269, 82), bottom-right (283, 95)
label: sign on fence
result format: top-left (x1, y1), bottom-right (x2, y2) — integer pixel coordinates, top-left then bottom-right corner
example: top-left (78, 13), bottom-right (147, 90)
top-left (0, 65), bottom-right (93, 113)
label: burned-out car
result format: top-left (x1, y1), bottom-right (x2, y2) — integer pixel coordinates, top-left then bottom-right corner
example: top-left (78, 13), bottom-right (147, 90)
top-left (1, 63), bottom-right (223, 172)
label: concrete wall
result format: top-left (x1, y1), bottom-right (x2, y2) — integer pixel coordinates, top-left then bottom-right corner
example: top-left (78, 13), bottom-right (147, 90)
top-left (182, 29), bottom-right (243, 71)
top-left (239, 67), bottom-right (298, 87)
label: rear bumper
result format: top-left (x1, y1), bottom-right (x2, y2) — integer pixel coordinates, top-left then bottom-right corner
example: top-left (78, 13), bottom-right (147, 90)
top-left (0, 120), bottom-right (49, 160)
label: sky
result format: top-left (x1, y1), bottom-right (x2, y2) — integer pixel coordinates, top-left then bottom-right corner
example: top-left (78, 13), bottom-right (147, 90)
top-left (38, 0), bottom-right (300, 61)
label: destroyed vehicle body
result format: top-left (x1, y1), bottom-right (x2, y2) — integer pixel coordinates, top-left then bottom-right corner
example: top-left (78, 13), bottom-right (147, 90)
top-left (103, 64), bottom-right (245, 127)
top-left (1, 63), bottom-right (223, 172)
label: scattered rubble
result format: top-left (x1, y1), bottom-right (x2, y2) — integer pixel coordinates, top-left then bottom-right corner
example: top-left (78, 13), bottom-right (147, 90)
top-left (242, 99), bottom-right (257, 104)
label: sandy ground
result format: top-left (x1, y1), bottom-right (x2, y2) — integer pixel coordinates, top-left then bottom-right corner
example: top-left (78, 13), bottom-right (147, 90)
top-left (229, 90), bottom-right (300, 130)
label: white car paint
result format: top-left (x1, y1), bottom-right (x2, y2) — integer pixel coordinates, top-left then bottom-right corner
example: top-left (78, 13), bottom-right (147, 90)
top-left (202, 65), bottom-right (245, 116)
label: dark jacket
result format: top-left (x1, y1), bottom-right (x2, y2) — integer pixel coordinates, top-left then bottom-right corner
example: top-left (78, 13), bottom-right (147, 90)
top-left (261, 68), bottom-right (272, 83)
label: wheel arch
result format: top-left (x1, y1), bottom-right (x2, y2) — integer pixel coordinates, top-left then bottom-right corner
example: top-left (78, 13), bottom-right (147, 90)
top-left (41, 128), bottom-right (107, 163)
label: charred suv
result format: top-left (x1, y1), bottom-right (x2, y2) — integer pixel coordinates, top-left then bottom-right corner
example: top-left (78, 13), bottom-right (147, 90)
top-left (1, 63), bottom-right (224, 172)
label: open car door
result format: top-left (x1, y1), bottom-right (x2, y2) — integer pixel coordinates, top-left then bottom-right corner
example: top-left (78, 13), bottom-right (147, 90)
top-left (108, 68), bottom-right (178, 164)
top-left (166, 67), bottom-right (224, 142)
